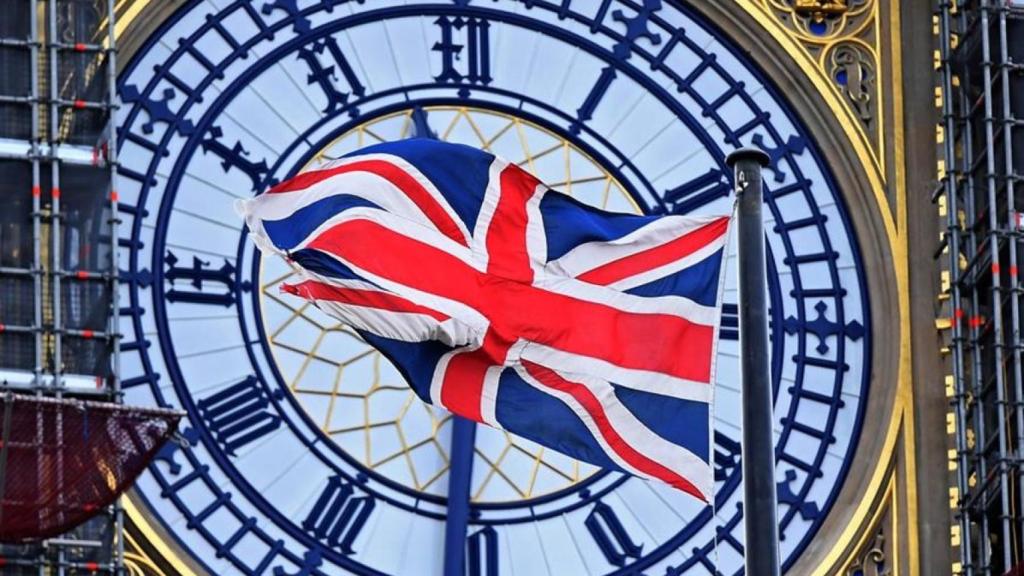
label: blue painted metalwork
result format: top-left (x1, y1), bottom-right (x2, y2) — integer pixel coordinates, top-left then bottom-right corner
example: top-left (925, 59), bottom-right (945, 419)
top-left (443, 418), bottom-right (478, 576)
top-left (273, 549), bottom-right (325, 576)
top-left (113, 1), bottom-right (874, 574)
top-left (783, 301), bottom-right (866, 355)
top-left (196, 375), bottom-right (285, 456)
top-left (163, 251), bottom-right (245, 307)
top-left (714, 430), bottom-right (742, 482)
top-left (585, 501), bottom-right (645, 567)
top-left (201, 126), bottom-right (275, 192)
top-left (297, 36), bottom-right (365, 116)
top-left (303, 476), bottom-right (376, 555)
top-left (433, 15), bottom-right (492, 95)
top-left (661, 167), bottom-right (732, 215)
top-left (121, 85), bottom-right (195, 135)
top-left (466, 526), bottom-right (498, 576)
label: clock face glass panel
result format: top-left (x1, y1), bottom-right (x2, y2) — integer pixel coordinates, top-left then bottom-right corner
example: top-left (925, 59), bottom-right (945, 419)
top-left (116, 1), bottom-right (871, 575)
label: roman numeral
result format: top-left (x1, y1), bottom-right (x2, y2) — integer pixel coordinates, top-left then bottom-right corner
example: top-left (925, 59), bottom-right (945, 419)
top-left (720, 302), bottom-right (738, 341)
top-left (433, 16), bottom-right (492, 95)
top-left (467, 525), bottom-right (499, 576)
top-left (164, 250), bottom-right (247, 307)
top-left (296, 36), bottom-right (366, 115)
top-left (664, 168), bottom-right (731, 214)
top-left (303, 476), bottom-right (376, 555)
top-left (197, 375), bottom-right (283, 455)
top-left (585, 501), bottom-right (643, 567)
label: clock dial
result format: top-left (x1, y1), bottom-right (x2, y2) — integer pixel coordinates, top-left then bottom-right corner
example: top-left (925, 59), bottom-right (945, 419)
top-left (117, 2), bottom-right (870, 575)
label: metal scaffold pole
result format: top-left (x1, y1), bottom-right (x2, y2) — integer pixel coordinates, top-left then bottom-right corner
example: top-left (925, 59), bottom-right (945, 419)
top-left (938, 2), bottom-right (975, 572)
top-left (0, 0), bottom-right (126, 572)
top-left (936, 0), bottom-right (1024, 573)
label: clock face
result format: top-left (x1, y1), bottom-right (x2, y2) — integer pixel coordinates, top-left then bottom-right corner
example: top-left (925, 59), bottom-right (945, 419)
top-left (116, 2), bottom-right (871, 575)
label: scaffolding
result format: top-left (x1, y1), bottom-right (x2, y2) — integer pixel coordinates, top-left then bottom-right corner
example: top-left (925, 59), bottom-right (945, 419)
top-left (0, 0), bottom-right (123, 574)
top-left (937, 0), bottom-right (1024, 574)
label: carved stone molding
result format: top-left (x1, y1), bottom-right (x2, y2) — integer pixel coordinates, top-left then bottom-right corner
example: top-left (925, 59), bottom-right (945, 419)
top-left (846, 529), bottom-right (893, 576)
top-left (833, 454), bottom-right (903, 575)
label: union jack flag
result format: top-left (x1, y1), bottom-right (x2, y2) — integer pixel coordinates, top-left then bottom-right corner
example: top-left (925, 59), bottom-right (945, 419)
top-left (239, 140), bottom-right (731, 502)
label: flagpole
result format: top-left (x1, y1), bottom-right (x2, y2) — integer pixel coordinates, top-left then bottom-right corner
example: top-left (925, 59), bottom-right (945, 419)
top-left (443, 416), bottom-right (477, 576)
top-left (726, 148), bottom-right (780, 576)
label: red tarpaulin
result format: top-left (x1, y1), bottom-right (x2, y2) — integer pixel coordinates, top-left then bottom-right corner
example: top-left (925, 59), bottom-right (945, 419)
top-left (0, 393), bottom-right (182, 542)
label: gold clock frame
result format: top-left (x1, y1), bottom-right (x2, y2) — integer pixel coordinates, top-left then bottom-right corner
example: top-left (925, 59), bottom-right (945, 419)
top-left (111, 1), bottom-right (921, 574)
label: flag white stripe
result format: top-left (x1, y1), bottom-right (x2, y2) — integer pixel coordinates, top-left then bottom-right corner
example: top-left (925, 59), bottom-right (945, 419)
top-left (536, 275), bottom-right (720, 326)
top-left (598, 239), bottom-right (726, 291)
top-left (525, 184), bottom-right (549, 278)
top-left (548, 214), bottom-right (727, 280)
top-left (469, 158), bottom-right (508, 270)
top-left (519, 343), bottom-right (712, 402)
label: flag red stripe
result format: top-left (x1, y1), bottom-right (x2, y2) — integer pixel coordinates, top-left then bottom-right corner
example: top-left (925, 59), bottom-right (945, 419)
top-left (268, 159), bottom-right (468, 246)
top-left (523, 360), bottom-right (706, 501)
top-left (576, 217), bottom-right (729, 286)
top-left (283, 280), bottom-right (450, 321)
top-left (440, 332), bottom-right (512, 422)
top-left (485, 166), bottom-right (540, 282)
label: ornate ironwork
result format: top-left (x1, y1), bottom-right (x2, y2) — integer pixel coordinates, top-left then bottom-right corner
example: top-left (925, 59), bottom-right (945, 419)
top-left (828, 42), bottom-right (876, 124)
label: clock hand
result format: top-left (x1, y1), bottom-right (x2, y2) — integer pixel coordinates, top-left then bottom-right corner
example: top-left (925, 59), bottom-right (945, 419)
top-left (443, 416), bottom-right (478, 576)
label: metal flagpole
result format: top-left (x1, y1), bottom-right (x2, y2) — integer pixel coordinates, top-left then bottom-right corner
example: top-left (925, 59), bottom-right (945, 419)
top-left (726, 148), bottom-right (780, 576)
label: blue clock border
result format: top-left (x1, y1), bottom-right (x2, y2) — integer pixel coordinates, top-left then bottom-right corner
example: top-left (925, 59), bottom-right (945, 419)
top-left (116, 1), bottom-right (873, 574)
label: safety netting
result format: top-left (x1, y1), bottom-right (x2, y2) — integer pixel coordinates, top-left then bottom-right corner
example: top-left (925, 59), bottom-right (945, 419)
top-left (0, 393), bottom-right (182, 542)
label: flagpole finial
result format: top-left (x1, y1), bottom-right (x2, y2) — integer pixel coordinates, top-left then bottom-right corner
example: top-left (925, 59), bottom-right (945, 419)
top-left (725, 147), bottom-right (770, 168)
